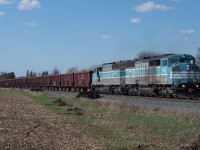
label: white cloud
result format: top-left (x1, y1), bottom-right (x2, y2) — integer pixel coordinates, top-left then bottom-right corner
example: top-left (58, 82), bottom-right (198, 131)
top-left (170, 0), bottom-right (182, 2)
top-left (89, 32), bottom-right (117, 40)
top-left (0, 12), bottom-right (5, 17)
top-left (180, 29), bottom-right (195, 34)
top-left (130, 18), bottom-right (141, 24)
top-left (100, 34), bottom-right (115, 40)
top-left (183, 37), bottom-right (189, 41)
top-left (0, 0), bottom-right (13, 5)
top-left (25, 22), bottom-right (39, 27)
top-left (134, 1), bottom-right (173, 13)
top-left (89, 32), bottom-right (96, 36)
top-left (166, 28), bottom-right (173, 32)
top-left (101, 34), bottom-right (112, 40)
top-left (18, 0), bottom-right (41, 10)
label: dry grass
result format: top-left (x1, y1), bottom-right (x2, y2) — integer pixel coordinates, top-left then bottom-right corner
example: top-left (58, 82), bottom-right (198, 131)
top-left (96, 98), bottom-right (200, 121)
top-left (177, 129), bottom-right (200, 150)
top-left (93, 99), bottom-right (200, 148)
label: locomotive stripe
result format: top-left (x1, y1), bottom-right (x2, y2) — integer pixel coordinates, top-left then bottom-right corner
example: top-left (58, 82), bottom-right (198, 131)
top-left (93, 74), bottom-right (168, 79)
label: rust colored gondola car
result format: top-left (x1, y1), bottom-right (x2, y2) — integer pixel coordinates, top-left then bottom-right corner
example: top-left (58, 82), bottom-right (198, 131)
top-left (15, 78), bottom-right (26, 88)
top-left (0, 80), bottom-right (5, 87)
top-left (12, 79), bottom-right (16, 88)
top-left (4, 79), bottom-right (12, 88)
top-left (1, 80), bottom-right (5, 87)
top-left (51, 74), bottom-right (61, 90)
top-left (35, 76), bottom-right (42, 88)
top-left (74, 71), bottom-right (92, 91)
top-left (0, 80), bottom-right (2, 87)
top-left (60, 73), bottom-right (74, 91)
top-left (2, 79), bottom-right (7, 87)
top-left (8, 79), bottom-right (14, 88)
top-left (34, 76), bottom-right (50, 90)
top-left (41, 76), bottom-right (51, 89)
top-left (25, 77), bottom-right (36, 88)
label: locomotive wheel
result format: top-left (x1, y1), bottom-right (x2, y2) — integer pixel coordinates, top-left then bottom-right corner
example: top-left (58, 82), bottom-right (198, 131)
top-left (128, 89), bottom-right (132, 96)
top-left (162, 94), bottom-right (166, 98)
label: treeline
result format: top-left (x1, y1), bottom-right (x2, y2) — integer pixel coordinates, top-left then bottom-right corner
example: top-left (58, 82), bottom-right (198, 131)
top-left (0, 72), bottom-right (15, 80)
top-left (26, 67), bottom-right (60, 77)
top-left (25, 66), bottom-right (92, 77)
top-left (26, 70), bottom-right (49, 77)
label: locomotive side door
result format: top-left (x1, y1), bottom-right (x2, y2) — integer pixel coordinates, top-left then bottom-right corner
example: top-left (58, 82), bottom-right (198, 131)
top-left (97, 68), bottom-right (101, 82)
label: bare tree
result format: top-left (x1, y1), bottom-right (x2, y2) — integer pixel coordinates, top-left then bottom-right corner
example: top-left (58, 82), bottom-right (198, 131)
top-left (137, 50), bottom-right (162, 59)
top-left (66, 67), bottom-right (78, 73)
top-left (88, 65), bottom-right (97, 71)
top-left (196, 47), bottom-right (200, 66)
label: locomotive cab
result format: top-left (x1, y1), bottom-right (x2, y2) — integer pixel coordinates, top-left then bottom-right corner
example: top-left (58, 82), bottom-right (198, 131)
top-left (170, 54), bottom-right (200, 97)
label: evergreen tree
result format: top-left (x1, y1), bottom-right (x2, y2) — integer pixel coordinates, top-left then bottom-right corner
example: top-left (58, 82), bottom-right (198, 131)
top-left (52, 67), bottom-right (60, 74)
top-left (33, 72), bottom-right (37, 77)
top-left (26, 70), bottom-right (30, 77)
top-left (45, 71), bottom-right (49, 75)
top-left (30, 71), bottom-right (33, 77)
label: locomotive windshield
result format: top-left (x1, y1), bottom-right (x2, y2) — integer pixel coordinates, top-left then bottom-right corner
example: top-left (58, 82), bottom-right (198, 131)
top-left (180, 58), bottom-right (194, 64)
top-left (169, 58), bottom-right (178, 64)
top-left (168, 58), bottom-right (179, 66)
top-left (189, 59), bottom-right (194, 64)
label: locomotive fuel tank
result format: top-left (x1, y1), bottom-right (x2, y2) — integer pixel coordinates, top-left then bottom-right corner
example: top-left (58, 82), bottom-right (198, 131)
top-left (139, 87), bottom-right (155, 96)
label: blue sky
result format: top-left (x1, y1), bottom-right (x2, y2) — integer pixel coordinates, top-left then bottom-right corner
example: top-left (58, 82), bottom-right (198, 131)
top-left (0, 0), bottom-right (200, 77)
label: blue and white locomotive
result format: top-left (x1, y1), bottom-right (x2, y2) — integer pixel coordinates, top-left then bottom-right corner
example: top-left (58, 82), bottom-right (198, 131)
top-left (92, 54), bottom-right (200, 98)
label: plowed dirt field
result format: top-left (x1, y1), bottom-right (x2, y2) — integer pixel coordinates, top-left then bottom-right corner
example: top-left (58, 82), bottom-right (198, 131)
top-left (0, 95), bottom-right (103, 150)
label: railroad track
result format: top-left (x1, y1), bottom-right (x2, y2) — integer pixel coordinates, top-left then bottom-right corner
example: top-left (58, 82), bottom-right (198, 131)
top-left (104, 94), bottom-right (200, 103)
top-left (41, 89), bottom-right (200, 103)
top-left (24, 89), bottom-right (200, 113)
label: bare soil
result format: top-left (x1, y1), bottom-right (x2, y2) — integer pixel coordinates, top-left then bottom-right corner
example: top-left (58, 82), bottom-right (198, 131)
top-left (0, 95), bottom-right (103, 150)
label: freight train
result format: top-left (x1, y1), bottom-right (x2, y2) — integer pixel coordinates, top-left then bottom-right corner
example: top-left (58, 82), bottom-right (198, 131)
top-left (0, 54), bottom-right (200, 98)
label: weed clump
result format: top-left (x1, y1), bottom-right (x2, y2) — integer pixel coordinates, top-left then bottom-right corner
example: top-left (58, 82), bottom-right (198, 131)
top-left (178, 129), bottom-right (200, 150)
top-left (52, 99), bottom-right (85, 116)
top-left (53, 99), bottom-right (66, 106)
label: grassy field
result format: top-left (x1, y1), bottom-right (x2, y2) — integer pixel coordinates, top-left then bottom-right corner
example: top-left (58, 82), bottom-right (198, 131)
top-left (1, 88), bottom-right (200, 149)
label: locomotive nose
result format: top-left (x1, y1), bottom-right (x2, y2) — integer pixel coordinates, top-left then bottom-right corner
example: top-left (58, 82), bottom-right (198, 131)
top-left (185, 64), bottom-right (199, 71)
top-left (172, 63), bottom-right (200, 84)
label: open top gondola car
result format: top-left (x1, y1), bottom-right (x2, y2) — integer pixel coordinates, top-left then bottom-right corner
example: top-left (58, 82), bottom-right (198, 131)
top-left (50, 74), bottom-right (61, 90)
top-left (74, 71), bottom-right (93, 91)
top-left (60, 73), bottom-right (74, 91)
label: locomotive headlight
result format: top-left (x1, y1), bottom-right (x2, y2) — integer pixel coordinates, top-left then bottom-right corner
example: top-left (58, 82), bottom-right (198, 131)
top-left (182, 84), bottom-right (186, 88)
top-left (186, 65), bottom-right (189, 70)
